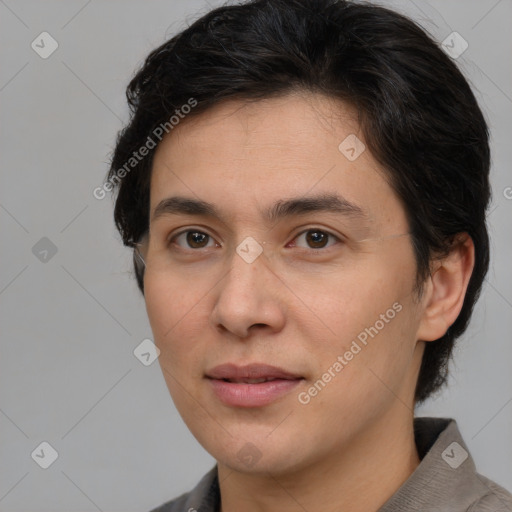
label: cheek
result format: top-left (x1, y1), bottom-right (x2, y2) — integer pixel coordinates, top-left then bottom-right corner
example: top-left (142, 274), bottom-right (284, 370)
top-left (282, 258), bottom-right (410, 334)
top-left (143, 272), bottom-right (208, 364)
top-left (144, 274), bottom-right (212, 413)
top-left (144, 269), bottom-right (208, 331)
top-left (298, 254), bottom-right (419, 373)
top-left (300, 302), bottom-right (419, 432)
top-left (144, 274), bottom-right (176, 338)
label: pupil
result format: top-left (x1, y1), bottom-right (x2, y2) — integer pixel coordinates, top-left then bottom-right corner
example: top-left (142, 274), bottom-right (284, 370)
top-left (307, 230), bottom-right (327, 248)
top-left (187, 231), bottom-right (208, 248)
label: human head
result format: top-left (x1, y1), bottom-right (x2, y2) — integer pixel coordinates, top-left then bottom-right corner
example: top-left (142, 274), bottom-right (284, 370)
top-left (107, 0), bottom-right (490, 406)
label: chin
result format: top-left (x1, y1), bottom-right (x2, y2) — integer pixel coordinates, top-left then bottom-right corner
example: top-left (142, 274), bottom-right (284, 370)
top-left (201, 430), bottom-right (313, 476)
top-left (222, 449), bottom-right (306, 476)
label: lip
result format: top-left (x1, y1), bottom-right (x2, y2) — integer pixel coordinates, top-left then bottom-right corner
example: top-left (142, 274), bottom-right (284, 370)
top-left (206, 363), bottom-right (303, 407)
top-left (206, 363), bottom-right (301, 381)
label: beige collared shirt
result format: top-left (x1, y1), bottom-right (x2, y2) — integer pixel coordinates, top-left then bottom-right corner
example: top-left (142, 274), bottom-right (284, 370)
top-left (150, 417), bottom-right (512, 512)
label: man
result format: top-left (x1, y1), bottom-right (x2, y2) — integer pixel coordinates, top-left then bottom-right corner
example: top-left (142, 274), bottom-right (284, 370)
top-left (106, 0), bottom-right (512, 510)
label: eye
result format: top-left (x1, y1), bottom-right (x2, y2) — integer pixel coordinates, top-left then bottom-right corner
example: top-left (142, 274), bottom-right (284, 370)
top-left (290, 228), bottom-right (340, 250)
top-left (171, 230), bottom-right (219, 249)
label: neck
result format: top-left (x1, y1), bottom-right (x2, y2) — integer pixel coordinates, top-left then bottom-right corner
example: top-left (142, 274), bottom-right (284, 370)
top-left (218, 408), bottom-right (420, 512)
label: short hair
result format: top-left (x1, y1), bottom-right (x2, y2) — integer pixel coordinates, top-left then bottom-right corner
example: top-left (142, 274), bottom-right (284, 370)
top-left (106, 0), bottom-right (491, 403)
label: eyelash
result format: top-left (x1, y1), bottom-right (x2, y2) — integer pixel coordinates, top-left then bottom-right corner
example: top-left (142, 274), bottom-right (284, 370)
top-left (167, 227), bottom-right (342, 252)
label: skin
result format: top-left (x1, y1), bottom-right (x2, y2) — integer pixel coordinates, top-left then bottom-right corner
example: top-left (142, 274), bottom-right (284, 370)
top-left (141, 92), bottom-right (474, 512)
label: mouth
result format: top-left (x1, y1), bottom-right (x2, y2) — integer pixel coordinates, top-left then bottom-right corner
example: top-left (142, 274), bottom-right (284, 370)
top-left (218, 377), bottom-right (291, 384)
top-left (206, 362), bottom-right (302, 381)
top-left (205, 363), bottom-right (304, 407)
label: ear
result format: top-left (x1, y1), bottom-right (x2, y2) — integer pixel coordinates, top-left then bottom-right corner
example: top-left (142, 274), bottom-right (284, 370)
top-left (416, 234), bottom-right (475, 342)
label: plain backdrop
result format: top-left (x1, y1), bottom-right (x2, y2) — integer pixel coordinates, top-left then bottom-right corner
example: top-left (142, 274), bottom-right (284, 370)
top-left (1, 0), bottom-right (511, 511)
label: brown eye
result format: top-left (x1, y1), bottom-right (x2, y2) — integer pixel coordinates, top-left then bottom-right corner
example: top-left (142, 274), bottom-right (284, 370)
top-left (172, 230), bottom-right (216, 249)
top-left (293, 229), bottom-right (338, 250)
top-left (186, 231), bottom-right (209, 248)
top-left (306, 230), bottom-right (328, 248)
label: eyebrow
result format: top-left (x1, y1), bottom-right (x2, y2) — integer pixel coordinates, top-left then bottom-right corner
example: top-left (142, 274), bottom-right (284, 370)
top-left (151, 193), bottom-right (368, 224)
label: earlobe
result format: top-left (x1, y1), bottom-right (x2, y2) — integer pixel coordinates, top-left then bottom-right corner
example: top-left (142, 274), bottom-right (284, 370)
top-left (416, 234), bottom-right (475, 342)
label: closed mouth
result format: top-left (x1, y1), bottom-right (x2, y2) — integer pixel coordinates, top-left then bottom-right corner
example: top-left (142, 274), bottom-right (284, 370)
top-left (219, 377), bottom-right (298, 384)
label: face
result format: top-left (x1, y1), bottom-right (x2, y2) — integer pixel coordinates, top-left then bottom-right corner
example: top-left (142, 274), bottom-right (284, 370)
top-left (142, 92), bottom-right (426, 475)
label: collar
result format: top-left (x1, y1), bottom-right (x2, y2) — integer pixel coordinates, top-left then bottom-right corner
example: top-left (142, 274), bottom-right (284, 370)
top-left (378, 417), bottom-right (499, 511)
top-left (175, 417), bottom-right (505, 512)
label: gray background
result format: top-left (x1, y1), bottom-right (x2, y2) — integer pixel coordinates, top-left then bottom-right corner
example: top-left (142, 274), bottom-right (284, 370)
top-left (0, 0), bottom-right (511, 510)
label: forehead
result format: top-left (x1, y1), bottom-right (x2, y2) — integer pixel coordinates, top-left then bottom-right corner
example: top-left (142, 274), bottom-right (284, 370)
top-left (149, 92), bottom-right (408, 231)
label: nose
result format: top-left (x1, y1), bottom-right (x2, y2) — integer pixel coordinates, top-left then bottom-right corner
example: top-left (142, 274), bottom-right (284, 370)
top-left (210, 247), bottom-right (287, 339)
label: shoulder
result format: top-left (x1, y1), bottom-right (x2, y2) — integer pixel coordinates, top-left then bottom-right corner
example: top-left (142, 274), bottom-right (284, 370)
top-left (468, 475), bottom-right (512, 512)
top-left (148, 492), bottom-right (189, 512)
top-left (148, 491), bottom-right (190, 512)
top-left (147, 465), bottom-right (219, 512)
top-left (379, 417), bottom-right (512, 512)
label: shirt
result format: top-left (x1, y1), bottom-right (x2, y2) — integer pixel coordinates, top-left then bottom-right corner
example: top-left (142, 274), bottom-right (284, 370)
top-left (149, 417), bottom-right (512, 512)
